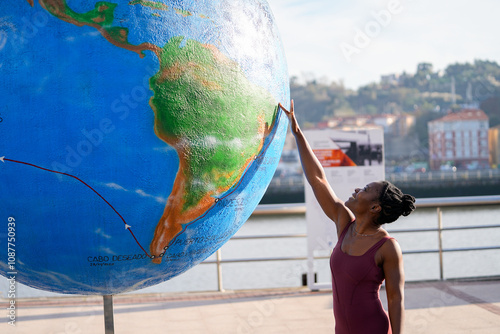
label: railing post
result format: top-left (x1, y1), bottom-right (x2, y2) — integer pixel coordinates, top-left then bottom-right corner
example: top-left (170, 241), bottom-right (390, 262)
top-left (216, 249), bottom-right (225, 292)
top-left (437, 207), bottom-right (444, 280)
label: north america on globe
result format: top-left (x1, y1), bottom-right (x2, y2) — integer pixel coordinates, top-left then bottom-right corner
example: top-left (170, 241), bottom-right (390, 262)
top-left (0, 0), bottom-right (289, 294)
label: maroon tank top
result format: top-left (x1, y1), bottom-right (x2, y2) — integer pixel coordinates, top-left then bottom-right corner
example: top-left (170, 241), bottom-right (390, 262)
top-left (330, 221), bottom-right (393, 334)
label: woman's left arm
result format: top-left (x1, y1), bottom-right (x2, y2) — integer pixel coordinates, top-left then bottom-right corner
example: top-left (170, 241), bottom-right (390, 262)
top-left (382, 239), bottom-right (405, 334)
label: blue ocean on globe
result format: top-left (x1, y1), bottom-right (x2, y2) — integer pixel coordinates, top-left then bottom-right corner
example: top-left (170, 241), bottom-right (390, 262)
top-left (0, 0), bottom-right (289, 295)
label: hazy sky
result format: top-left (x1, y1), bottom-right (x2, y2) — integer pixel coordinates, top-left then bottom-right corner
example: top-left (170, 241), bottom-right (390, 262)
top-left (267, 0), bottom-right (500, 89)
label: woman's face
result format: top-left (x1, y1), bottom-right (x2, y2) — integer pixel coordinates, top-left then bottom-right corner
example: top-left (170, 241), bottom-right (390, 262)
top-left (345, 181), bottom-right (384, 213)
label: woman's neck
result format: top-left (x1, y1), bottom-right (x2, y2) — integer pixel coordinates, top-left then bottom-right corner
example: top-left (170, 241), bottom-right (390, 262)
top-left (353, 218), bottom-right (381, 236)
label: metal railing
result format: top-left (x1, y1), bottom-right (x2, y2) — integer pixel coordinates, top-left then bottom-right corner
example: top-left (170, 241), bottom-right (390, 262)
top-left (206, 232), bottom-right (308, 292)
top-left (266, 169), bottom-right (500, 190)
top-left (388, 168), bottom-right (500, 183)
top-left (202, 196), bottom-right (500, 291)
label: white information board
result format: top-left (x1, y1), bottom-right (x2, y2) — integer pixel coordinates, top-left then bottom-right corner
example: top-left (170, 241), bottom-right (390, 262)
top-left (304, 128), bottom-right (385, 290)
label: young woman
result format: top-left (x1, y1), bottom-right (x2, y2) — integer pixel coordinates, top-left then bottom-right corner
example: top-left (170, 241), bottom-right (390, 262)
top-left (279, 101), bottom-right (416, 334)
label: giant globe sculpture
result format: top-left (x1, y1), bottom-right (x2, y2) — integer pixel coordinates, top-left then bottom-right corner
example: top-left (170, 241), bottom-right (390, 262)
top-left (0, 0), bottom-right (289, 295)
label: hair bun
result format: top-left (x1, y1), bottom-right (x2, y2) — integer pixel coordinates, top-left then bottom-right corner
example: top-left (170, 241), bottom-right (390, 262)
top-left (401, 194), bottom-right (416, 216)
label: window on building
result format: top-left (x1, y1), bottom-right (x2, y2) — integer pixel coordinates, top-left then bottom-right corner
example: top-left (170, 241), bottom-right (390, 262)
top-left (472, 146), bottom-right (478, 156)
top-left (465, 146), bottom-right (471, 157)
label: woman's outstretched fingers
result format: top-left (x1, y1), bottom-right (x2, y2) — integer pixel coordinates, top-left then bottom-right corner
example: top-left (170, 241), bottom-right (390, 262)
top-left (278, 102), bottom-right (288, 114)
top-left (279, 99), bottom-right (294, 118)
top-left (279, 100), bottom-right (299, 133)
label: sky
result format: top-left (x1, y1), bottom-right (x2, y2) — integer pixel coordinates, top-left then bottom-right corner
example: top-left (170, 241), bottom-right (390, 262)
top-left (267, 0), bottom-right (500, 90)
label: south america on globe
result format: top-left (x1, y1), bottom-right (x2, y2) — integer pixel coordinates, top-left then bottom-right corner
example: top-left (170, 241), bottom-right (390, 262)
top-left (0, 0), bottom-right (289, 294)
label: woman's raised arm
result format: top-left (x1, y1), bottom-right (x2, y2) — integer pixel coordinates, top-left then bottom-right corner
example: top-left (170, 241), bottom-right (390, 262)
top-left (279, 101), bottom-right (354, 233)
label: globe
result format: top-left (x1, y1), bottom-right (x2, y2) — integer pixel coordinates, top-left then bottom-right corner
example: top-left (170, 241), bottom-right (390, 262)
top-left (0, 0), bottom-right (289, 295)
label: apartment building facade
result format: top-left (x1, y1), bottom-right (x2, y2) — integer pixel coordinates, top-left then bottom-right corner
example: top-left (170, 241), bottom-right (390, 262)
top-left (428, 109), bottom-right (489, 170)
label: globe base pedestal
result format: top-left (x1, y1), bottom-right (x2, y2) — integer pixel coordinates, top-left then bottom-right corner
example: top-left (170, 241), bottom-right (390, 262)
top-left (103, 295), bottom-right (115, 334)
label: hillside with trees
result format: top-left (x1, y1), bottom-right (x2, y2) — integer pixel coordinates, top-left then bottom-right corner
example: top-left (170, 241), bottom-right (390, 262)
top-left (290, 59), bottom-right (500, 152)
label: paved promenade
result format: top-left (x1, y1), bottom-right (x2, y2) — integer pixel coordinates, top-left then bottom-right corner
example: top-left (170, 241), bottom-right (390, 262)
top-left (2, 279), bottom-right (500, 334)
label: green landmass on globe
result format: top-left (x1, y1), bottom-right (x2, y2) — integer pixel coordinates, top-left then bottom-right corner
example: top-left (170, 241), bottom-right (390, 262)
top-left (29, 0), bottom-right (278, 264)
top-left (129, 0), bottom-right (169, 11)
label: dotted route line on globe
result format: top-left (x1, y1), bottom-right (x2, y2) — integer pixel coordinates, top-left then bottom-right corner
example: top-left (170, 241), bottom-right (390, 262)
top-left (0, 156), bottom-right (152, 258)
top-left (154, 107), bottom-right (284, 259)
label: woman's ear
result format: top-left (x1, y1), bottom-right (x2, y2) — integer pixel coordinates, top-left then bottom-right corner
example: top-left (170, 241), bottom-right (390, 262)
top-left (370, 204), bottom-right (382, 214)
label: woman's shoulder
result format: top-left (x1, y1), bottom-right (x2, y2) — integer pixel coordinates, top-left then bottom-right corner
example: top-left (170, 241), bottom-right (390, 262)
top-left (379, 236), bottom-right (403, 259)
top-left (375, 236), bottom-right (402, 267)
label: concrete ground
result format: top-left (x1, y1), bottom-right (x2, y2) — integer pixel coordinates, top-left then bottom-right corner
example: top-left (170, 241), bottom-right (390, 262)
top-left (2, 279), bottom-right (500, 334)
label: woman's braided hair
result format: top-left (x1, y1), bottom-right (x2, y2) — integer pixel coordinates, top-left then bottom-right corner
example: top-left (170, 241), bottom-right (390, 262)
top-left (377, 181), bottom-right (416, 225)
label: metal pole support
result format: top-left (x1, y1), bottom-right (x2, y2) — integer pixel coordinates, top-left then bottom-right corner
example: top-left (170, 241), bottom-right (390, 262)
top-left (437, 207), bottom-right (444, 280)
top-left (103, 295), bottom-right (115, 334)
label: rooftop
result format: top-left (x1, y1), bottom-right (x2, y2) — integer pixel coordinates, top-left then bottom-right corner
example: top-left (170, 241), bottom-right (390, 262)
top-left (431, 109), bottom-right (489, 123)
